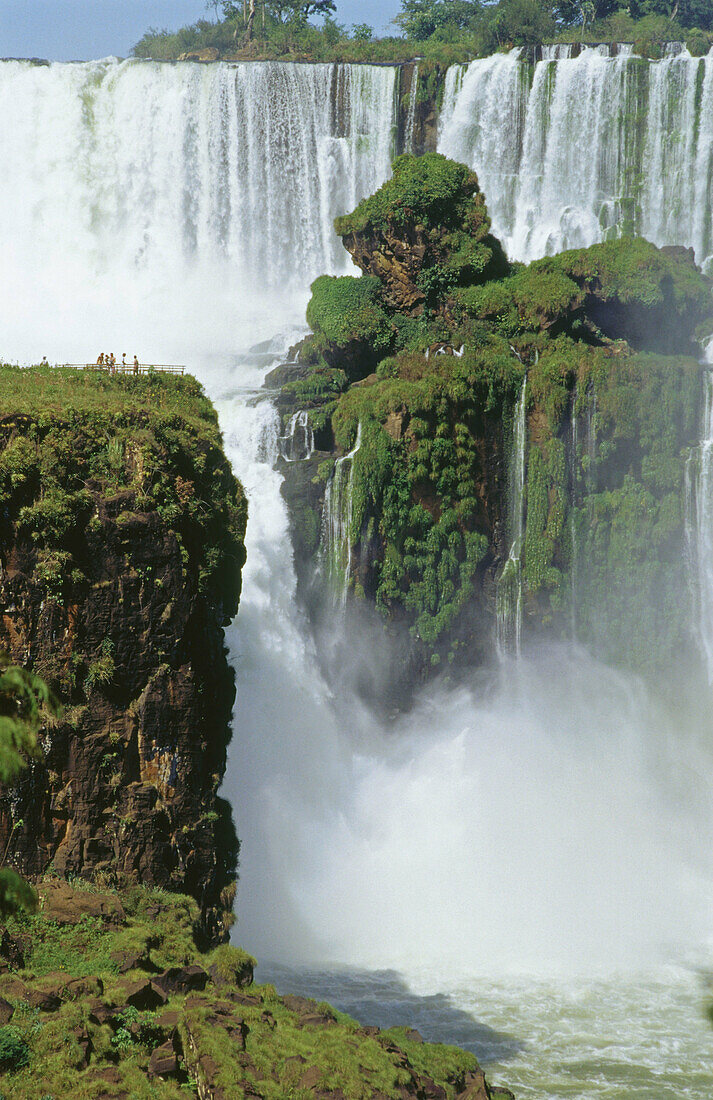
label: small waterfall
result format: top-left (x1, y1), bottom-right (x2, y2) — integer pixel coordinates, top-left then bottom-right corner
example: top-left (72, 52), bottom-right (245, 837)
top-left (685, 368), bottom-right (713, 681)
top-left (403, 64), bottom-right (419, 153)
top-left (280, 410), bottom-right (314, 462)
top-left (439, 48), bottom-right (713, 268)
top-left (568, 386), bottom-right (579, 639)
top-left (496, 378), bottom-right (528, 656)
top-left (321, 423), bottom-right (362, 604)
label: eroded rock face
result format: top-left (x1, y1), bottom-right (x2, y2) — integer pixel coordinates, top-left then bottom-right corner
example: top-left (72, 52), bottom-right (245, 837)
top-left (0, 487), bottom-right (239, 944)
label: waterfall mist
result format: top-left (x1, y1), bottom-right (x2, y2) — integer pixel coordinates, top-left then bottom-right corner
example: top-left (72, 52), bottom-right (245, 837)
top-left (2, 54), bottom-right (713, 999)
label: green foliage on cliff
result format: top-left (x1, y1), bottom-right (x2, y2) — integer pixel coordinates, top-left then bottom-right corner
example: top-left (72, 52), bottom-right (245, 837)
top-left (0, 366), bottom-right (247, 624)
top-left (458, 238), bottom-right (713, 352)
top-left (332, 341), bottom-right (521, 647)
top-left (284, 154), bottom-right (713, 676)
top-left (0, 879), bottom-right (496, 1100)
top-left (306, 275), bottom-right (394, 359)
top-left (0, 658), bottom-right (56, 917)
top-left (336, 153), bottom-right (485, 237)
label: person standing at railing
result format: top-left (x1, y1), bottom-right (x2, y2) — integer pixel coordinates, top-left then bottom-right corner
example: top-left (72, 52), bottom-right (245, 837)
top-left (97, 353), bottom-right (104, 366)
top-left (122, 353), bottom-right (127, 367)
top-left (133, 355), bottom-right (139, 376)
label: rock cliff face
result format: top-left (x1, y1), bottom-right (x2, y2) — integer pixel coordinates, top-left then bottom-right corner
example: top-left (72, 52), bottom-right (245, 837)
top-left (0, 368), bottom-right (246, 944)
top-left (275, 155), bottom-right (713, 693)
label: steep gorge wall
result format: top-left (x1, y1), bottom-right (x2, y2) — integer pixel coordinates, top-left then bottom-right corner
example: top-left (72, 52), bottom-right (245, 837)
top-left (0, 368), bottom-right (246, 943)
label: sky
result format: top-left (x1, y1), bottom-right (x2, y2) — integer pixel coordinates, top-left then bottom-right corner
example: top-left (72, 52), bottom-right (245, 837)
top-left (1, 0), bottom-right (403, 61)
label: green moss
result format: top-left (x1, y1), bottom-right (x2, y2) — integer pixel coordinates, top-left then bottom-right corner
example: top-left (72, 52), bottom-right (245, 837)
top-left (457, 237), bottom-right (713, 352)
top-left (1, 880), bottom-right (495, 1100)
top-left (330, 342), bottom-right (522, 649)
top-left (306, 275), bottom-right (393, 354)
top-left (0, 365), bottom-right (246, 623)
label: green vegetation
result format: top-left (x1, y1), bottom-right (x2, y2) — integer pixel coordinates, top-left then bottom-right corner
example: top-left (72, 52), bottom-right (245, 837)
top-left (282, 153), bottom-right (713, 676)
top-left (0, 366), bottom-right (246, 625)
top-left (0, 879), bottom-right (498, 1100)
top-left (457, 238), bottom-right (713, 352)
top-left (131, 0), bottom-right (713, 64)
top-left (0, 658), bottom-right (56, 917)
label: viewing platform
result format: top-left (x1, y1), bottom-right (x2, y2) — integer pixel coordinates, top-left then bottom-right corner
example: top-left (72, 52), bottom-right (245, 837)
top-left (61, 363), bottom-right (185, 375)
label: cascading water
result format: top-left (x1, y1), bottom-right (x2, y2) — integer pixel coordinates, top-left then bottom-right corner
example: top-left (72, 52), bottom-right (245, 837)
top-left (496, 376), bottom-right (527, 656)
top-left (321, 423), bottom-right (362, 604)
top-left (280, 410), bottom-right (315, 463)
top-left (685, 366), bottom-right (713, 682)
top-left (0, 58), bottom-right (397, 359)
top-left (439, 47), bottom-right (713, 266)
top-left (2, 55), bottom-right (713, 1100)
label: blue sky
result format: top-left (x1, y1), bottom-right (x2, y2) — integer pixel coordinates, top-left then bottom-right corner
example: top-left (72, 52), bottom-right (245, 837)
top-left (1, 1), bottom-right (403, 61)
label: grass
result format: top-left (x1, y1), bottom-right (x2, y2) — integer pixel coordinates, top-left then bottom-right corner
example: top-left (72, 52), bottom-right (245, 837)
top-left (0, 364), bottom-right (246, 635)
top-left (0, 880), bottom-right (497, 1100)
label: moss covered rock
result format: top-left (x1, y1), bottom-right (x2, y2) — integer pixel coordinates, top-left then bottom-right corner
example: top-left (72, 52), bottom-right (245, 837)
top-left (278, 156), bottom-right (713, 688)
top-left (335, 153), bottom-right (509, 319)
top-left (0, 366), bottom-right (247, 941)
top-left (0, 879), bottom-right (513, 1100)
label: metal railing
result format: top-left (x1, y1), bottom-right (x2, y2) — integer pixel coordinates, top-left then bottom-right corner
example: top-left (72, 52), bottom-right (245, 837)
top-left (60, 363), bottom-right (185, 375)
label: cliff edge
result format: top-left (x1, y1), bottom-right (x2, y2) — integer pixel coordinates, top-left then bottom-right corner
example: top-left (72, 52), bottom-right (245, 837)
top-left (0, 367), bottom-right (247, 944)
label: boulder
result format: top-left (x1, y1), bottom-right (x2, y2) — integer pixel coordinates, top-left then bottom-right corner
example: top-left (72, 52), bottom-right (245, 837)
top-left (124, 979), bottom-right (168, 1010)
top-left (0, 996), bottom-right (14, 1025)
top-left (38, 881), bottom-right (125, 925)
top-left (456, 1068), bottom-right (492, 1100)
top-left (87, 997), bottom-right (114, 1026)
top-left (155, 963), bottom-right (208, 995)
top-left (71, 1024), bottom-right (93, 1069)
top-left (148, 1040), bottom-right (180, 1079)
top-left (27, 985), bottom-right (62, 1012)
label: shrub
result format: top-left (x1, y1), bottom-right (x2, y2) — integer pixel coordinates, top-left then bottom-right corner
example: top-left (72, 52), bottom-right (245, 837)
top-left (0, 1026), bottom-right (30, 1071)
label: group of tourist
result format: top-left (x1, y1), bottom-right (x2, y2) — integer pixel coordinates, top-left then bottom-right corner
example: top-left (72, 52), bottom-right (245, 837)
top-left (95, 352), bottom-right (140, 374)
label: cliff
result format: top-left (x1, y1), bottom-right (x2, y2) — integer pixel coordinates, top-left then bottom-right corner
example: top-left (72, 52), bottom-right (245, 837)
top-left (275, 155), bottom-right (713, 691)
top-left (0, 367), bottom-right (247, 944)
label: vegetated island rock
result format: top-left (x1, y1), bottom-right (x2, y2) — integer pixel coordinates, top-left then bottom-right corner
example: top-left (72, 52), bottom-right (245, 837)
top-left (0, 367), bottom-right (247, 943)
top-left (276, 153), bottom-right (713, 693)
top-left (0, 880), bottom-right (515, 1099)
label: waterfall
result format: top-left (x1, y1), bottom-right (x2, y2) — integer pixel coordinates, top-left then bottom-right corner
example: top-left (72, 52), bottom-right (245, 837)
top-left (279, 410), bottom-right (314, 462)
top-left (439, 47), bottom-right (713, 267)
top-left (496, 377), bottom-right (527, 656)
top-left (0, 58), bottom-right (398, 360)
top-left (403, 64), bottom-right (419, 153)
top-left (321, 423), bottom-right (362, 604)
top-left (685, 367), bottom-right (713, 682)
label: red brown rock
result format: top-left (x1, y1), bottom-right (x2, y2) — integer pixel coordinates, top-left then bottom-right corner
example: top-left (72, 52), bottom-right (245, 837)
top-left (0, 477), bottom-right (241, 944)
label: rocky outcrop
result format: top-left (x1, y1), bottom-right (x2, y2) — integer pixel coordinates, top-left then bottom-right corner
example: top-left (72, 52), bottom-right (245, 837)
top-left (276, 155), bottom-right (713, 690)
top-left (0, 880), bottom-right (514, 1099)
top-left (0, 368), bottom-right (246, 942)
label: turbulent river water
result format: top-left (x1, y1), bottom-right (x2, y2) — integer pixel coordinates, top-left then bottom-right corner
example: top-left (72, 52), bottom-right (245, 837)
top-left (2, 52), bottom-right (713, 1099)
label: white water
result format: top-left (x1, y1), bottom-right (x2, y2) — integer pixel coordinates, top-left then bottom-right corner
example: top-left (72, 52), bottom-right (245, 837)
top-left (439, 47), bottom-right (713, 267)
top-left (0, 57), bottom-right (396, 361)
top-left (2, 56), bottom-right (713, 1099)
top-left (280, 409), bottom-right (315, 463)
top-left (686, 368), bottom-right (713, 682)
top-left (496, 376), bottom-right (528, 657)
top-left (321, 422), bottom-right (362, 604)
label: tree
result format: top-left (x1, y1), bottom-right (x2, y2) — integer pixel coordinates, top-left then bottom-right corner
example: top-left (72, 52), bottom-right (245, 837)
top-left (394, 0), bottom-right (482, 40)
top-left (486, 0), bottom-right (556, 43)
top-left (551, 0), bottom-right (622, 24)
top-left (628, 0), bottom-right (713, 26)
top-left (0, 656), bottom-right (54, 917)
